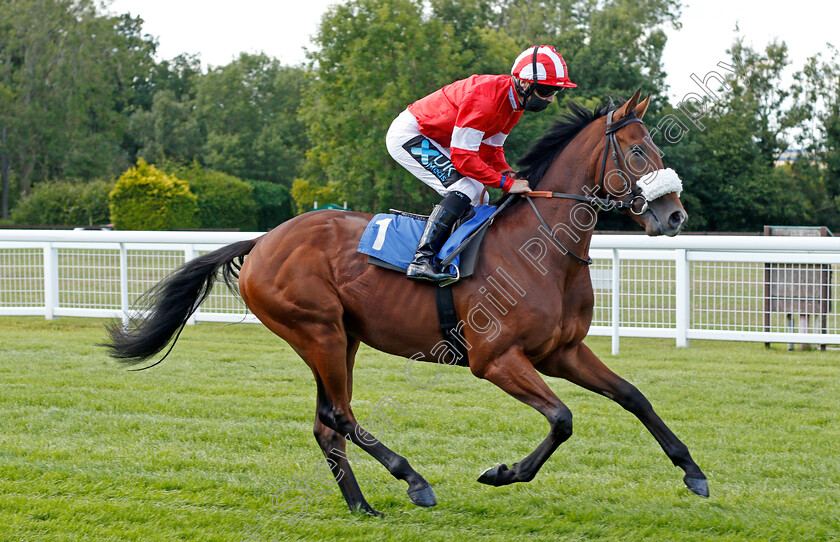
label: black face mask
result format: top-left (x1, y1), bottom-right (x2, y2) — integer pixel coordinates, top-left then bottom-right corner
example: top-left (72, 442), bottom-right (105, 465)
top-left (523, 95), bottom-right (552, 112)
top-left (515, 78), bottom-right (554, 112)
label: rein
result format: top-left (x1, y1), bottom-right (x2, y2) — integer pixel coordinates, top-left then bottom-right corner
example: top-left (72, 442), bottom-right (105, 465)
top-left (524, 196), bottom-right (593, 265)
top-left (522, 109), bottom-right (648, 266)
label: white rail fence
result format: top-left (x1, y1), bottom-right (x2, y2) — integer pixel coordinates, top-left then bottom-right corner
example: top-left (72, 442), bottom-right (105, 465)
top-left (2, 230), bottom-right (839, 354)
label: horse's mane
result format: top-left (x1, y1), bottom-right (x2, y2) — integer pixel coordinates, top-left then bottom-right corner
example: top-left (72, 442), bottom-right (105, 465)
top-left (516, 99), bottom-right (619, 190)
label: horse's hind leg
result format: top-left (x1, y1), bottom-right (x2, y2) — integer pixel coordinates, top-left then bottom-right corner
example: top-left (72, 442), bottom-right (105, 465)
top-left (312, 338), bottom-right (379, 515)
top-left (536, 342), bottom-right (709, 497)
top-left (306, 333), bottom-right (436, 511)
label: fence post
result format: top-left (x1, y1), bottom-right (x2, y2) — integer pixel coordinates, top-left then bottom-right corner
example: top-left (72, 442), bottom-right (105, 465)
top-left (611, 248), bottom-right (620, 355)
top-left (675, 248), bottom-right (689, 347)
top-left (43, 243), bottom-right (58, 320)
top-left (185, 245), bottom-right (197, 325)
top-left (119, 242), bottom-right (129, 327)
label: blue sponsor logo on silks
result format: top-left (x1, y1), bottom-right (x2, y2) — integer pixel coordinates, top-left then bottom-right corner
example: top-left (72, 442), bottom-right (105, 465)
top-left (427, 155), bottom-right (458, 183)
top-left (410, 139), bottom-right (440, 165)
top-left (402, 135), bottom-right (463, 187)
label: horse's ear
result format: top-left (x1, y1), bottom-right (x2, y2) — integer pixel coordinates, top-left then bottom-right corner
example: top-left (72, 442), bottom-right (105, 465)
top-left (635, 93), bottom-right (651, 120)
top-left (615, 88), bottom-right (642, 120)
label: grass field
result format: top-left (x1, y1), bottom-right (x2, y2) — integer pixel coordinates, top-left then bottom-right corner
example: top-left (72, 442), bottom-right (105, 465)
top-left (1, 317), bottom-right (838, 541)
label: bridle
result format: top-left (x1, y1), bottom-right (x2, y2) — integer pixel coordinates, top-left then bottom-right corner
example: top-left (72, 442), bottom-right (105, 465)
top-left (596, 109), bottom-right (649, 215)
top-left (523, 108), bottom-right (651, 265)
top-left (527, 109), bottom-right (649, 213)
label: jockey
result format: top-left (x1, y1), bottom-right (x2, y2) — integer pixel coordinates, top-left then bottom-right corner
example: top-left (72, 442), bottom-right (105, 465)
top-left (386, 45), bottom-right (577, 283)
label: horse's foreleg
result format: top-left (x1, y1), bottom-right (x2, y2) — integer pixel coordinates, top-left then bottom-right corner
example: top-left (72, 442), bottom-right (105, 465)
top-left (471, 345), bottom-right (573, 486)
top-left (536, 342), bottom-right (709, 497)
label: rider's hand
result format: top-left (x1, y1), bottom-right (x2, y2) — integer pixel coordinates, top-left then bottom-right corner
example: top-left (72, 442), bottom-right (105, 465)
top-left (508, 177), bottom-right (532, 194)
top-left (501, 169), bottom-right (520, 179)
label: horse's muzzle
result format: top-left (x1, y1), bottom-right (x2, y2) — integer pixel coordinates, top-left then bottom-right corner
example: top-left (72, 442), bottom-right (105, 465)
top-left (666, 209), bottom-right (688, 236)
top-left (644, 205), bottom-right (687, 236)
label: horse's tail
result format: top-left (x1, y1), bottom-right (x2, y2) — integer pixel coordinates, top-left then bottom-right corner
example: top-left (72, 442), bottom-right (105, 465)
top-left (102, 238), bottom-right (259, 366)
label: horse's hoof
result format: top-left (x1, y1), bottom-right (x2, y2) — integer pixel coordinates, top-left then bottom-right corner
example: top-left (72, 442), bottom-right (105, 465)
top-left (684, 475), bottom-right (710, 497)
top-left (477, 464), bottom-right (510, 486)
top-left (354, 503), bottom-right (384, 517)
top-left (407, 483), bottom-right (437, 507)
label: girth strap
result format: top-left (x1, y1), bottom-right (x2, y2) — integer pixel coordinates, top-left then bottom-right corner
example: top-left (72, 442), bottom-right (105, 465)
top-left (434, 285), bottom-right (469, 364)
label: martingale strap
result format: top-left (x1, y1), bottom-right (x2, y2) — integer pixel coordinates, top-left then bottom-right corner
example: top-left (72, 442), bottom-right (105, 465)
top-left (524, 197), bottom-right (592, 265)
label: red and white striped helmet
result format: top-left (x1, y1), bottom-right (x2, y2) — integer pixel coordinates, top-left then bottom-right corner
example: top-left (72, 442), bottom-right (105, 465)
top-left (511, 45), bottom-right (577, 88)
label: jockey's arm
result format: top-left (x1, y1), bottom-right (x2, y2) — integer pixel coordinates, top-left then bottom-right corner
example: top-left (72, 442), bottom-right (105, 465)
top-left (450, 100), bottom-right (520, 192)
top-left (479, 140), bottom-right (512, 173)
top-left (480, 112), bottom-right (520, 173)
top-left (451, 146), bottom-right (517, 192)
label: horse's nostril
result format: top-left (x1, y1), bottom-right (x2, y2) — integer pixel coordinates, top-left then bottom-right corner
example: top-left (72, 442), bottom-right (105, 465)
top-left (668, 210), bottom-right (686, 229)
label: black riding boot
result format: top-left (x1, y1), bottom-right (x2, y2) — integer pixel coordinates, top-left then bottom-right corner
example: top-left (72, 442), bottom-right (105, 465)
top-left (406, 191), bottom-right (471, 283)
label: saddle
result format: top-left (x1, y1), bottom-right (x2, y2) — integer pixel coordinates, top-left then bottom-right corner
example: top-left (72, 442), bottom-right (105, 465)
top-left (357, 204), bottom-right (498, 282)
top-left (357, 203), bottom-right (505, 365)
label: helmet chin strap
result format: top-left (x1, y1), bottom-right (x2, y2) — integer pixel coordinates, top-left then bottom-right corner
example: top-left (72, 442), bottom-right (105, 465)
top-left (515, 47), bottom-right (541, 110)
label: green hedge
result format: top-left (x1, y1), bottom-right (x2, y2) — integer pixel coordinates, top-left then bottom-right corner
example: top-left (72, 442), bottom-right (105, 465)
top-left (10, 180), bottom-right (114, 226)
top-left (166, 163), bottom-right (258, 230)
top-left (109, 159), bottom-right (199, 230)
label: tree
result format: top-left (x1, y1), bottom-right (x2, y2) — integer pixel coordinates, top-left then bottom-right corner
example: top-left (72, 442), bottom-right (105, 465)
top-left (132, 53), bottom-right (202, 112)
top-left (128, 89), bottom-right (203, 164)
top-left (440, 0), bottom-right (681, 104)
top-left (646, 40), bottom-right (800, 232)
top-left (558, 0), bottom-right (680, 100)
top-left (298, 0), bottom-right (685, 214)
top-left (727, 38), bottom-right (798, 167)
top-left (125, 53), bottom-right (203, 164)
top-left (195, 54), bottom-right (308, 188)
top-left (299, 0), bottom-right (477, 213)
top-left (0, 0), bottom-right (156, 218)
top-left (791, 46), bottom-right (840, 229)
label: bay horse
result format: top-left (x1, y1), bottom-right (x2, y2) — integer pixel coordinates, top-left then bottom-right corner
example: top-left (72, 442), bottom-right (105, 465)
top-left (105, 90), bottom-right (708, 516)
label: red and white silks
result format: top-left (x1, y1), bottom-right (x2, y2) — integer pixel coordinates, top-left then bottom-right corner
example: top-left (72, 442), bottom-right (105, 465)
top-left (386, 74), bottom-right (523, 205)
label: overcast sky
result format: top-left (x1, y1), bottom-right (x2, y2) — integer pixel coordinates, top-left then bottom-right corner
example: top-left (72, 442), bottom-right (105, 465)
top-left (106, 0), bottom-right (835, 100)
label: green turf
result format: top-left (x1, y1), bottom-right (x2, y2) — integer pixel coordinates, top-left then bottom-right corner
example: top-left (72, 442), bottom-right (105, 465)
top-left (1, 317), bottom-right (838, 541)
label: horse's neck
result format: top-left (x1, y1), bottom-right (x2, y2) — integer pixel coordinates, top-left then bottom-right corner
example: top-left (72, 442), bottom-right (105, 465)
top-left (539, 130), bottom-right (599, 196)
top-left (491, 136), bottom-right (599, 281)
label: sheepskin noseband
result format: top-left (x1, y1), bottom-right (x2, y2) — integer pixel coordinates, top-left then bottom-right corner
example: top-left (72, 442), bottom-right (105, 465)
top-left (636, 168), bottom-right (683, 201)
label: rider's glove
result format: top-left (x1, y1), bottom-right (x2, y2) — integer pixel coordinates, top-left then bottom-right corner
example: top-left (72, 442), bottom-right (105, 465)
top-left (500, 169), bottom-right (520, 180)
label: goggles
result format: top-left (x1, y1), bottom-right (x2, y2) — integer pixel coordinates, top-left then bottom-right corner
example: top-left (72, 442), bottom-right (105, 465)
top-left (533, 83), bottom-right (563, 98)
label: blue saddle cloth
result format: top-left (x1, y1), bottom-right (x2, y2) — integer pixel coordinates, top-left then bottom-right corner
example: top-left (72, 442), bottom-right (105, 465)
top-left (357, 204), bottom-right (497, 271)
